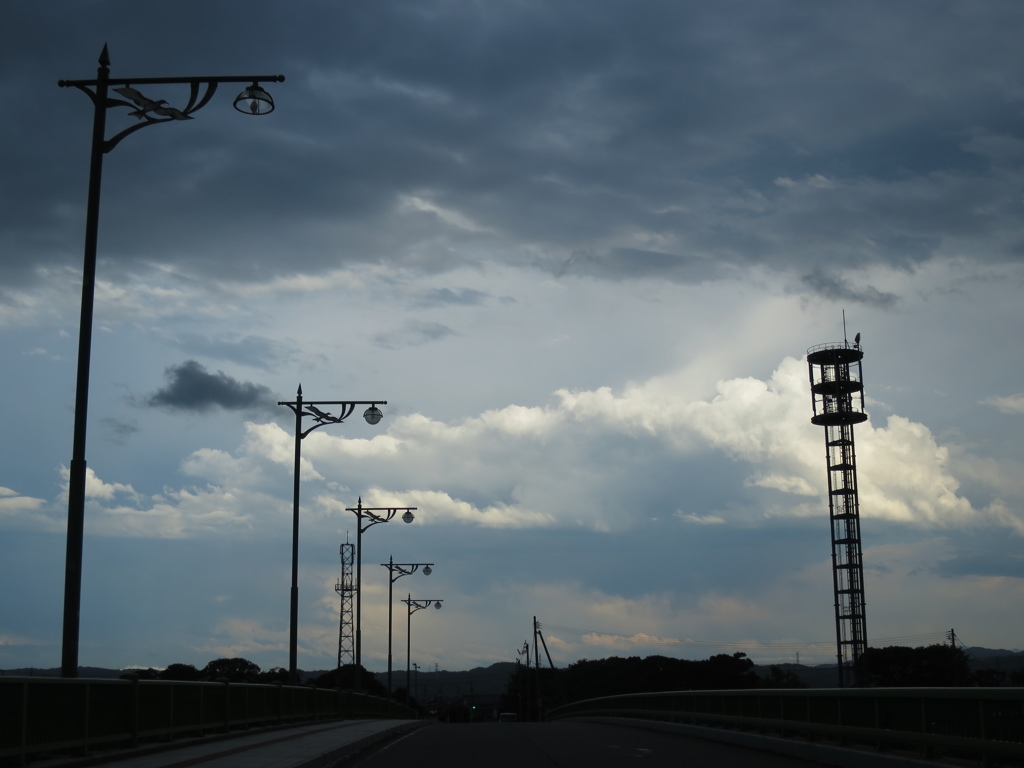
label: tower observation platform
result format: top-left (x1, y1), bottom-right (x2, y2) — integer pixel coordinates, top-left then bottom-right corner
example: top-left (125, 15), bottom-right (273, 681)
top-left (807, 340), bottom-right (868, 687)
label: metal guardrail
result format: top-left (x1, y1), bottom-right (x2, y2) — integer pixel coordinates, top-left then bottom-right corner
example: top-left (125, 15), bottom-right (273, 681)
top-left (0, 677), bottom-right (416, 765)
top-left (807, 341), bottom-right (861, 356)
top-left (546, 688), bottom-right (1024, 765)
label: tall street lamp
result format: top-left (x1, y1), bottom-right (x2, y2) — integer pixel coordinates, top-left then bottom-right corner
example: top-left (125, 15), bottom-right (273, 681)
top-left (403, 594), bottom-right (442, 701)
top-left (58, 46), bottom-right (283, 679)
top-left (346, 501), bottom-right (416, 690)
top-left (278, 389), bottom-right (387, 684)
top-left (380, 557), bottom-right (433, 694)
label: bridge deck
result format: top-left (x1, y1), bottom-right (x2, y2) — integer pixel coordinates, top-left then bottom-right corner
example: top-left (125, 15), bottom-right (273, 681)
top-left (33, 719), bottom-right (421, 768)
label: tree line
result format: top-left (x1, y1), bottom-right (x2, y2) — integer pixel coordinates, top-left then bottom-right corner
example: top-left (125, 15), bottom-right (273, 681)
top-left (127, 657), bottom-right (288, 684)
top-left (128, 643), bottom-right (1021, 710)
top-left (501, 644), bottom-right (1024, 718)
top-left (503, 652), bottom-right (765, 718)
top-left (859, 644), bottom-right (1024, 687)
top-left (125, 658), bottom-right (385, 693)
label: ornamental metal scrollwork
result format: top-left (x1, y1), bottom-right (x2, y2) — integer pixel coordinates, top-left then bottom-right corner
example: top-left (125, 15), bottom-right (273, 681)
top-left (305, 403), bottom-right (355, 425)
top-left (277, 389), bottom-right (385, 440)
top-left (99, 80), bottom-right (220, 152)
top-left (113, 85), bottom-right (197, 121)
top-left (58, 46), bottom-right (283, 155)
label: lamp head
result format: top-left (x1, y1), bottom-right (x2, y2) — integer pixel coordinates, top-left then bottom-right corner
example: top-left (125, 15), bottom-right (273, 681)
top-left (402, 510), bottom-right (415, 524)
top-left (363, 405), bottom-right (384, 425)
top-left (233, 83), bottom-right (275, 115)
top-left (434, 601), bottom-right (442, 609)
top-left (422, 565), bottom-right (432, 576)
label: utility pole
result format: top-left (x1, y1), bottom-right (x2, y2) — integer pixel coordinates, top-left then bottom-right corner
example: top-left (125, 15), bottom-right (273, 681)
top-left (518, 640), bottom-right (531, 720)
top-left (533, 617), bottom-right (542, 718)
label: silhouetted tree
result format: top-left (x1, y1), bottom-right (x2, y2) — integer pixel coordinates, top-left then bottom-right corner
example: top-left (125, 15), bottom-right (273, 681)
top-left (121, 667), bottom-right (160, 680)
top-left (256, 666), bottom-right (289, 685)
top-left (759, 665), bottom-right (808, 688)
top-left (973, 668), bottom-right (1007, 687)
top-left (310, 664), bottom-right (388, 697)
top-left (201, 657), bottom-right (261, 682)
top-left (697, 653), bottom-right (759, 689)
top-left (968, 665), bottom-right (1024, 687)
top-left (861, 644), bottom-right (971, 687)
top-left (553, 652), bottom-right (759, 706)
top-left (161, 663), bottom-right (202, 681)
top-left (392, 686), bottom-right (410, 705)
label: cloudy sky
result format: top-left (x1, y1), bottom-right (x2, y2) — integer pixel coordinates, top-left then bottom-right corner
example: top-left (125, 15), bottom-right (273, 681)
top-left (2, 1), bottom-right (1024, 676)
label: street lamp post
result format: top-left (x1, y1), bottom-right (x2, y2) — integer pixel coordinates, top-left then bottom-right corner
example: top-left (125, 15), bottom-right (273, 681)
top-left (346, 502), bottom-right (416, 690)
top-left (402, 594), bottom-right (442, 702)
top-left (58, 46), bottom-right (283, 679)
top-left (380, 557), bottom-right (433, 694)
top-left (278, 389), bottom-right (387, 684)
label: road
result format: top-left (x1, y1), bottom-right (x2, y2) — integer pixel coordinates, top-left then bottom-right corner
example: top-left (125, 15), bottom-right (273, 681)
top-left (351, 721), bottom-right (832, 768)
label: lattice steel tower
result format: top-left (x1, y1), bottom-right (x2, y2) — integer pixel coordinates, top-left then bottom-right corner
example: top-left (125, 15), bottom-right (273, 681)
top-left (335, 542), bottom-right (355, 668)
top-left (807, 335), bottom-right (868, 688)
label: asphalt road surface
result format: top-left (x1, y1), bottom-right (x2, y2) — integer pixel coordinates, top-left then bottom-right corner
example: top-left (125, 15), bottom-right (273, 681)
top-left (350, 721), bottom-right (831, 768)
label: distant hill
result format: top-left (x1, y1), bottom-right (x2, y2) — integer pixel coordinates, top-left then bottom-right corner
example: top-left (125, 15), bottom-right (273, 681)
top-left (372, 662), bottom-right (516, 699)
top-left (963, 647), bottom-right (1024, 672)
top-left (753, 647), bottom-right (1024, 688)
top-left (963, 646), bottom-right (1023, 660)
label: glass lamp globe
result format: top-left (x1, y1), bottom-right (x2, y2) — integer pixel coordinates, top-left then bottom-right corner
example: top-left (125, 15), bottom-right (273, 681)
top-left (233, 83), bottom-right (275, 115)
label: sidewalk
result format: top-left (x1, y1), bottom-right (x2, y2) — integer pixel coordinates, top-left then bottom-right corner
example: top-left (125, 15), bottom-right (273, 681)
top-left (37, 719), bottom-right (425, 768)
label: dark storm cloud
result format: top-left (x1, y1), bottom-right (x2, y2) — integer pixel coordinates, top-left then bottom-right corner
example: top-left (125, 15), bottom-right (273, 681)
top-left (146, 360), bottom-right (274, 412)
top-left (5, 1), bottom-right (1024, 291)
top-left (800, 269), bottom-right (899, 308)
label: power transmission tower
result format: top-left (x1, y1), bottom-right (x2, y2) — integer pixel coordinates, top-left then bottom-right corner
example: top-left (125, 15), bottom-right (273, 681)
top-left (335, 542), bottom-right (355, 669)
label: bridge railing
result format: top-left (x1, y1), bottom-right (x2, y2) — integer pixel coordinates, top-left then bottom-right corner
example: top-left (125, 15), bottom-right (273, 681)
top-left (0, 677), bottom-right (415, 765)
top-left (545, 687), bottom-right (1024, 765)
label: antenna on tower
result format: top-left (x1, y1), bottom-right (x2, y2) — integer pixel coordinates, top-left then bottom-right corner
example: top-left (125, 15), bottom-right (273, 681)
top-left (843, 309), bottom-right (848, 345)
